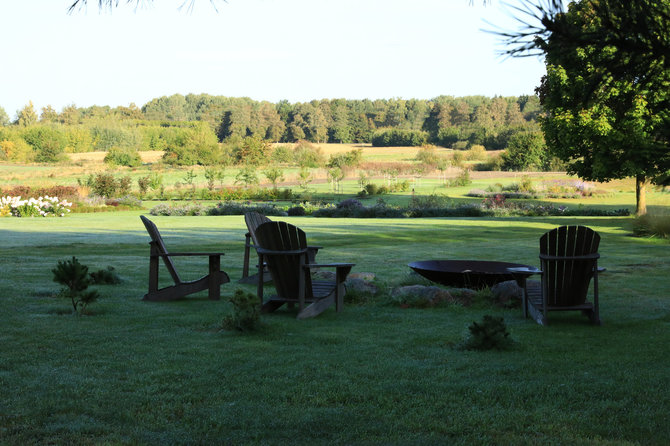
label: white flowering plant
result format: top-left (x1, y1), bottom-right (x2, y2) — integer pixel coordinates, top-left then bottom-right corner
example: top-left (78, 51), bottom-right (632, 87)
top-left (1, 195), bottom-right (72, 217)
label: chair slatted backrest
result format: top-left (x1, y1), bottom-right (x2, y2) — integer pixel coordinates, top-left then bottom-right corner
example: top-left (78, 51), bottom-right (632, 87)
top-left (140, 215), bottom-right (181, 284)
top-left (254, 221), bottom-right (314, 300)
top-left (244, 212), bottom-right (272, 247)
top-left (540, 225), bottom-right (600, 306)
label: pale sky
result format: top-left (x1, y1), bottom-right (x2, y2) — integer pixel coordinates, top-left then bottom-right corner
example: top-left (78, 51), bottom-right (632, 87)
top-left (0, 0), bottom-right (546, 120)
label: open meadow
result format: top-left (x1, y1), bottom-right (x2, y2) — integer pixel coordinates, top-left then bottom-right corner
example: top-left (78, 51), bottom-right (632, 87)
top-left (2, 145), bottom-right (669, 213)
top-left (1, 144), bottom-right (670, 444)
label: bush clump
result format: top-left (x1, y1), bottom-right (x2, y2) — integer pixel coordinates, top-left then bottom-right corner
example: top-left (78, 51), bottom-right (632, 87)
top-left (104, 147), bottom-right (142, 167)
top-left (632, 214), bottom-right (670, 239)
top-left (372, 128), bottom-right (428, 147)
top-left (287, 205), bottom-right (307, 216)
top-left (222, 289), bottom-right (261, 332)
top-left (149, 202), bottom-right (288, 217)
top-left (89, 266), bottom-right (122, 284)
top-left (457, 315), bottom-right (515, 351)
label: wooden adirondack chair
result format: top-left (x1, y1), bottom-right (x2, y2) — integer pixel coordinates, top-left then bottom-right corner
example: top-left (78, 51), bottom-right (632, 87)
top-left (239, 212), bottom-right (320, 284)
top-left (140, 215), bottom-right (230, 301)
top-left (524, 225), bottom-right (601, 325)
top-left (253, 221), bottom-right (354, 319)
top-left (239, 212), bottom-right (272, 284)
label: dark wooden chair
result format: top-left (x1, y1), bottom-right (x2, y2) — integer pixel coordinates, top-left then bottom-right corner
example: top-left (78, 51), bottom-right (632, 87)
top-left (524, 225), bottom-right (601, 325)
top-left (239, 212), bottom-right (272, 284)
top-left (140, 215), bottom-right (230, 301)
top-left (253, 221), bottom-right (354, 319)
top-left (239, 212), bottom-right (320, 284)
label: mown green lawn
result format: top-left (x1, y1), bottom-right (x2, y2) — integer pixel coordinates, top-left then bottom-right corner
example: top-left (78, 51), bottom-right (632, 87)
top-left (1, 212), bottom-right (669, 445)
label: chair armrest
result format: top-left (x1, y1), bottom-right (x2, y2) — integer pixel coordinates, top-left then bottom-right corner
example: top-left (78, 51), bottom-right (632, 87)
top-left (307, 245), bottom-right (323, 250)
top-left (303, 262), bottom-right (355, 269)
top-left (256, 247), bottom-right (308, 256)
top-left (539, 253), bottom-right (600, 261)
top-left (156, 252), bottom-right (225, 257)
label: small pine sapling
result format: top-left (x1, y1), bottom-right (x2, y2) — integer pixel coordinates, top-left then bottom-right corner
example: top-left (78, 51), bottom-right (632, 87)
top-left (52, 256), bottom-right (100, 314)
top-left (458, 315), bottom-right (514, 351)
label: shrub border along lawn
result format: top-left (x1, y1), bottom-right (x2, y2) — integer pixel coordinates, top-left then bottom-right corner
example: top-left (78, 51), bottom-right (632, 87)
top-left (148, 199), bottom-right (631, 219)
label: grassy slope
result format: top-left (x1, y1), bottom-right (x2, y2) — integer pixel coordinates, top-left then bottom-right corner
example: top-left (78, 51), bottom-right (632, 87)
top-left (1, 212), bottom-right (669, 445)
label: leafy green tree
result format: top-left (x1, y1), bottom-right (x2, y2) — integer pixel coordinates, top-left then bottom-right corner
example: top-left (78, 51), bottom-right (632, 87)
top-left (293, 140), bottom-right (324, 168)
top-left (204, 167), bottom-right (217, 191)
top-left (148, 173), bottom-right (164, 196)
top-left (90, 124), bottom-right (141, 151)
top-left (15, 101), bottom-right (38, 127)
top-left (328, 102), bottom-right (351, 143)
top-left (0, 138), bottom-right (34, 162)
top-left (501, 0), bottom-right (670, 215)
top-left (327, 149), bottom-right (362, 169)
top-left (235, 166), bottom-right (259, 188)
top-left (501, 130), bottom-right (548, 171)
top-left (217, 106), bottom-right (252, 141)
top-left (64, 126), bottom-right (94, 153)
top-left (162, 123), bottom-right (221, 166)
top-left (104, 147), bottom-right (142, 167)
top-left (114, 103), bottom-right (143, 120)
top-left (0, 106), bottom-right (9, 126)
top-left (185, 122), bottom-right (221, 165)
top-left (22, 126), bottom-right (67, 162)
top-left (298, 167), bottom-right (313, 191)
top-left (327, 167), bottom-right (344, 194)
top-left (415, 145), bottom-right (440, 168)
top-left (141, 94), bottom-right (189, 121)
top-left (230, 135), bottom-right (271, 166)
top-left (262, 166), bottom-right (284, 189)
top-left (137, 175), bottom-right (150, 198)
top-left (371, 128), bottom-right (428, 147)
top-left (303, 104), bottom-right (328, 143)
top-left (59, 104), bottom-right (81, 125)
top-left (40, 105), bottom-right (59, 123)
top-left (183, 169), bottom-right (197, 193)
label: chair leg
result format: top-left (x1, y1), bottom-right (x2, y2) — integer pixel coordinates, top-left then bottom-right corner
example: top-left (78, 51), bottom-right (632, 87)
top-left (298, 255), bottom-right (306, 313)
top-left (148, 254), bottom-right (159, 295)
top-left (257, 253), bottom-right (265, 305)
top-left (208, 255), bottom-right (221, 300)
top-left (591, 268), bottom-right (601, 325)
top-left (335, 267), bottom-right (346, 312)
top-left (242, 234), bottom-right (251, 279)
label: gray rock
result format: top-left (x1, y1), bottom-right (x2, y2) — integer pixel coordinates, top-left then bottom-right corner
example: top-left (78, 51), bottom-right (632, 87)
top-left (346, 277), bottom-right (379, 295)
top-left (391, 285), bottom-right (454, 307)
top-left (490, 280), bottom-right (523, 307)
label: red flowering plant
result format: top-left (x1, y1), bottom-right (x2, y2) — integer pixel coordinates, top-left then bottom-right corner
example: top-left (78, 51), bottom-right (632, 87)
top-left (482, 194), bottom-right (507, 209)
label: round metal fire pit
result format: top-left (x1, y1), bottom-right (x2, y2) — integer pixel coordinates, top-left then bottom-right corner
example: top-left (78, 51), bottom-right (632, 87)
top-left (408, 260), bottom-right (534, 289)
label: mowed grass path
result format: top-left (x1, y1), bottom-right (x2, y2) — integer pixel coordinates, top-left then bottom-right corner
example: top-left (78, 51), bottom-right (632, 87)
top-left (1, 212), bottom-right (669, 445)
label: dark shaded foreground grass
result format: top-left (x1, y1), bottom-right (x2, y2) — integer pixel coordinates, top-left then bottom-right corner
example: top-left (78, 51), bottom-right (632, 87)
top-left (1, 212), bottom-right (669, 445)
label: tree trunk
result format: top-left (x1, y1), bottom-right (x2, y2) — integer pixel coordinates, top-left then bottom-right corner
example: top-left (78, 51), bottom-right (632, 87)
top-left (636, 174), bottom-right (647, 216)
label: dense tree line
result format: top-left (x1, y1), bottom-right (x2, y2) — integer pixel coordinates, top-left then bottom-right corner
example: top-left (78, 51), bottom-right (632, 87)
top-left (0, 94), bottom-right (543, 166)
top-left (140, 93), bottom-right (541, 148)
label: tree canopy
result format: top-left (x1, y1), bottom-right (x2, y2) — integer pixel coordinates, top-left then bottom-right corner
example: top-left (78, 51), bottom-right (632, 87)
top-left (500, 0), bottom-right (670, 215)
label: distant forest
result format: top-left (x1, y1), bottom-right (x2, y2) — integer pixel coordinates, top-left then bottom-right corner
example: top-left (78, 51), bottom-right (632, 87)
top-left (0, 94), bottom-right (543, 166)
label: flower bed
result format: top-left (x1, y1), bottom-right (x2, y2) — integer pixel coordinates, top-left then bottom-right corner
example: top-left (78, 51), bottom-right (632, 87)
top-left (467, 179), bottom-right (611, 200)
top-left (1, 196), bottom-right (72, 217)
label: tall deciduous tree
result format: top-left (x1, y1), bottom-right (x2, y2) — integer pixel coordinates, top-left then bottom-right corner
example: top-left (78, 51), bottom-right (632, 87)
top-left (501, 0), bottom-right (670, 215)
top-left (15, 101), bottom-right (38, 127)
top-left (40, 105), bottom-right (59, 123)
top-left (0, 106), bottom-right (9, 126)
